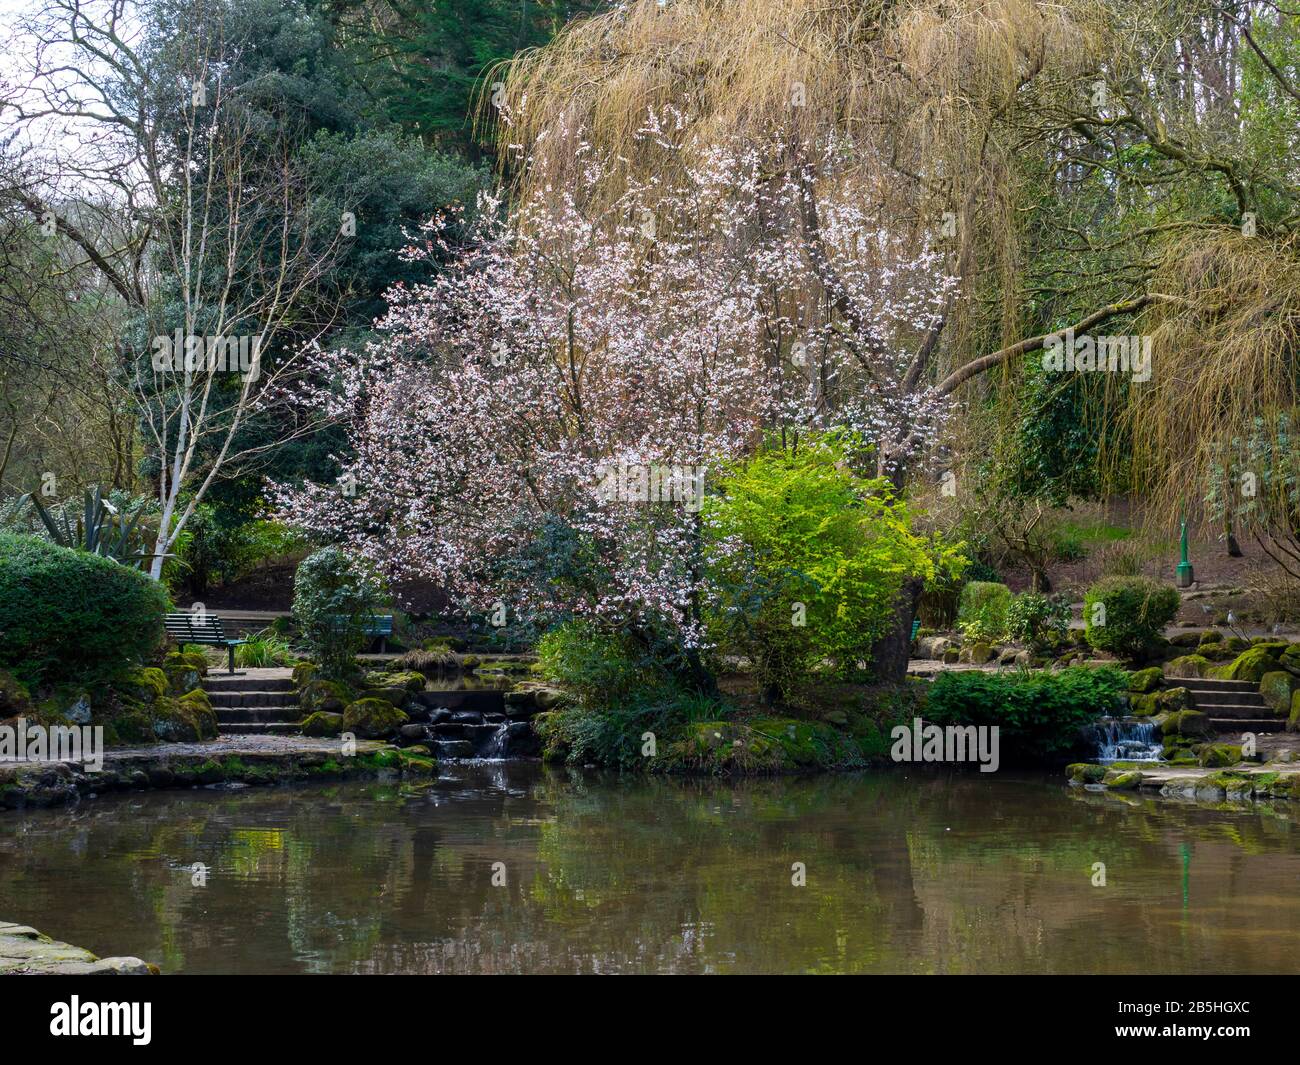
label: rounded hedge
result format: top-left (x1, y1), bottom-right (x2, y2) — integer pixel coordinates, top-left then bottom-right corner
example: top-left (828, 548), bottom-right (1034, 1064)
top-left (0, 533), bottom-right (170, 686)
top-left (1083, 576), bottom-right (1180, 661)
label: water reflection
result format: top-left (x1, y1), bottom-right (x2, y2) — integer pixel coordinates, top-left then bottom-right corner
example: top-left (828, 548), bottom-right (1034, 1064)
top-left (1, 765), bottom-right (1297, 974)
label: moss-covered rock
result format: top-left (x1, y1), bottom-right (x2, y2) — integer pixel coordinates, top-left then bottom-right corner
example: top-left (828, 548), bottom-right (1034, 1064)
top-left (1279, 644), bottom-right (1300, 678)
top-left (1066, 762), bottom-right (1107, 783)
top-left (357, 686), bottom-right (409, 707)
top-left (1161, 709), bottom-right (1213, 738)
top-left (301, 711), bottom-right (344, 737)
top-left (341, 698), bottom-right (408, 739)
top-left (1104, 769), bottom-right (1143, 790)
top-left (160, 651), bottom-right (208, 696)
top-left (140, 693), bottom-right (218, 743)
top-left (1220, 635), bottom-right (1251, 654)
top-left (1259, 671), bottom-right (1298, 714)
top-left (1165, 654), bottom-right (1211, 679)
top-left (1127, 667), bottom-right (1163, 693)
top-left (291, 661), bottom-right (317, 688)
top-left (396, 748), bottom-right (437, 776)
top-left (299, 679), bottom-right (352, 715)
top-left (1211, 647), bottom-right (1282, 683)
top-left (958, 641), bottom-right (994, 665)
top-left (1128, 692), bottom-right (1160, 717)
top-left (363, 670), bottom-right (425, 692)
top-left (1198, 743), bottom-right (1243, 768)
top-left (1289, 690), bottom-right (1300, 733)
top-left (178, 689), bottom-right (217, 735)
top-left (118, 667), bottom-right (169, 704)
top-left (1157, 686), bottom-right (1190, 711)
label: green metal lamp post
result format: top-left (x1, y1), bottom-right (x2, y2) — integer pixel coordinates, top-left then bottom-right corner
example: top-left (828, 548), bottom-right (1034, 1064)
top-left (1176, 517), bottom-right (1194, 588)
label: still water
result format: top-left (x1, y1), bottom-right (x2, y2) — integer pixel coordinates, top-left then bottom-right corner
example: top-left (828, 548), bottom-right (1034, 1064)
top-left (3, 764), bottom-right (1298, 974)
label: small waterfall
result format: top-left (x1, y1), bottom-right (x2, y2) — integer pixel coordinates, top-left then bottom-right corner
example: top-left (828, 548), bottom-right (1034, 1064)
top-left (478, 723), bottom-right (510, 760)
top-left (1092, 717), bottom-right (1163, 763)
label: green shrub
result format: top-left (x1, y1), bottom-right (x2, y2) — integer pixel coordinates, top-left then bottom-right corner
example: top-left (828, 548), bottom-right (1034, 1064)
top-left (0, 533), bottom-right (170, 687)
top-left (1082, 576), bottom-right (1181, 660)
top-left (702, 434), bottom-right (959, 697)
top-left (536, 621), bottom-right (657, 704)
top-left (235, 628), bottom-right (295, 668)
top-left (924, 666), bottom-right (1127, 761)
top-left (535, 620), bottom-right (732, 768)
top-left (956, 581), bottom-right (1013, 642)
top-left (292, 547), bottom-right (384, 680)
top-left (1006, 592), bottom-right (1071, 650)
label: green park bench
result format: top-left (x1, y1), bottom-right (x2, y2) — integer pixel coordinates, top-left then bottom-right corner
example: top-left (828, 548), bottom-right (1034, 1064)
top-left (165, 612), bottom-right (247, 674)
top-left (328, 613), bottom-right (394, 653)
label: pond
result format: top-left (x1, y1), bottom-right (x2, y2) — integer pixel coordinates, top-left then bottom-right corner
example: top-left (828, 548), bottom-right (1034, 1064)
top-left (2, 764), bottom-right (1299, 974)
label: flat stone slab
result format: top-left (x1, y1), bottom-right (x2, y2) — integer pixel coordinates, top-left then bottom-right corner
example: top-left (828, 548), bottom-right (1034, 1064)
top-left (0, 921), bottom-right (154, 975)
top-left (1130, 764), bottom-right (1300, 787)
top-left (1074, 762), bottom-right (1300, 802)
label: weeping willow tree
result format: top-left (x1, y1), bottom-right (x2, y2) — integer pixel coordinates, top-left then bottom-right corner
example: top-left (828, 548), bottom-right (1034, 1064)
top-left (1124, 230), bottom-right (1300, 565)
top-left (491, 0), bottom-right (1115, 368)
top-left (1088, 2), bottom-right (1300, 559)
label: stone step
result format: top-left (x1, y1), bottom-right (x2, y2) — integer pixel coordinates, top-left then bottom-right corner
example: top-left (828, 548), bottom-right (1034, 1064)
top-left (207, 691), bottom-right (300, 708)
top-left (216, 722), bottom-right (303, 735)
top-left (1187, 689), bottom-right (1268, 707)
top-left (205, 677), bottom-right (294, 693)
top-left (1172, 677), bottom-right (1259, 692)
top-left (216, 707), bottom-right (302, 724)
top-left (1192, 703), bottom-right (1279, 719)
top-left (1207, 718), bottom-right (1286, 733)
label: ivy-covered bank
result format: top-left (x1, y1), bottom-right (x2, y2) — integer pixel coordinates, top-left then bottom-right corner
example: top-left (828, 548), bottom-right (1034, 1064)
top-left (0, 738), bottom-right (436, 811)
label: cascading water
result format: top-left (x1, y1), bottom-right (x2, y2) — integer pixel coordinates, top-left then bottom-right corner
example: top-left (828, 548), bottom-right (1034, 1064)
top-left (1091, 717), bottom-right (1163, 763)
top-left (478, 723), bottom-right (510, 760)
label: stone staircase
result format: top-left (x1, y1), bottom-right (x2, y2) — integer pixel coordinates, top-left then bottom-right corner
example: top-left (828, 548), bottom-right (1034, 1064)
top-left (204, 672), bottom-right (301, 735)
top-left (1176, 677), bottom-right (1283, 733)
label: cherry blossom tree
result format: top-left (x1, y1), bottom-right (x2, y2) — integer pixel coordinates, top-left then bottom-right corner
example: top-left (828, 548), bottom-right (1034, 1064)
top-left (275, 121), bottom-right (956, 675)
